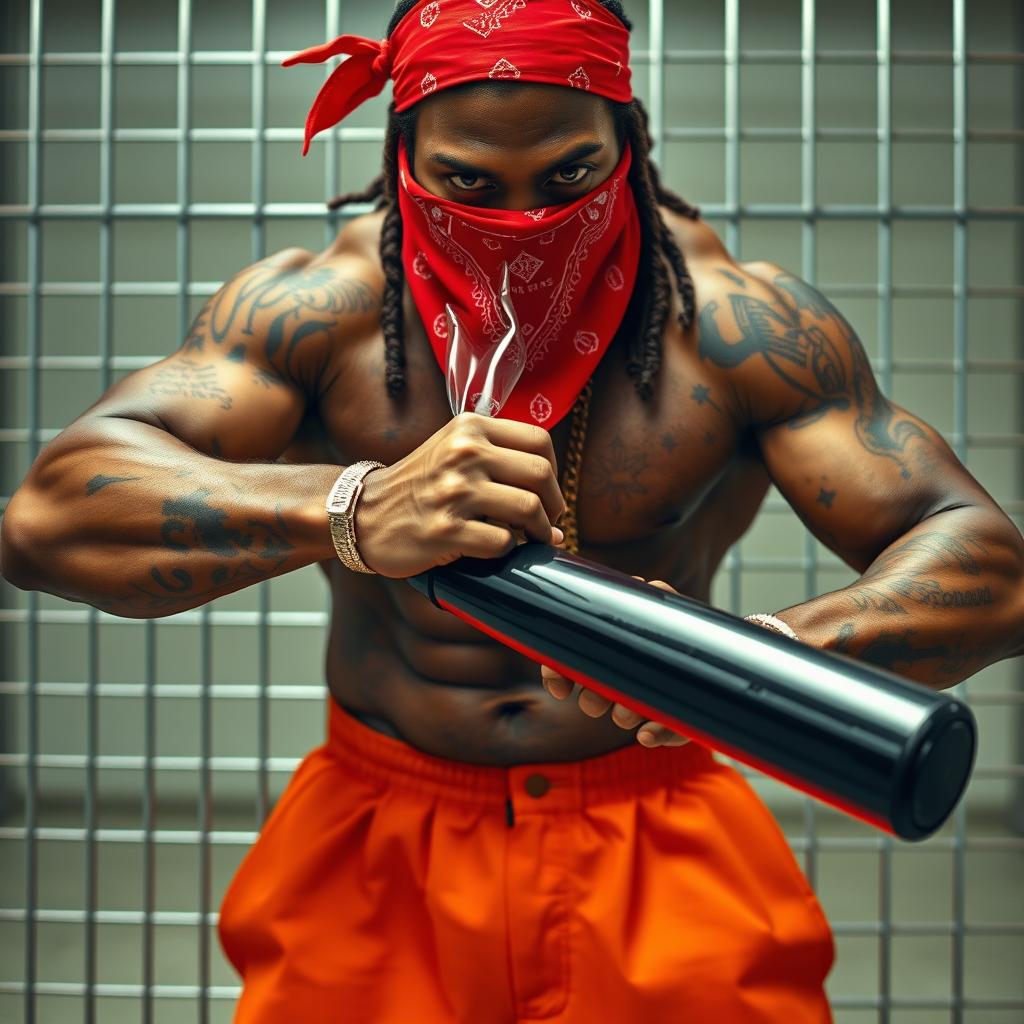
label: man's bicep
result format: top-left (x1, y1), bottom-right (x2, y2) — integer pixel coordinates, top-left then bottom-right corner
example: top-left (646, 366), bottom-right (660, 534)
top-left (724, 265), bottom-right (984, 569)
top-left (87, 348), bottom-right (309, 460)
top-left (79, 250), bottom-right (380, 460)
top-left (756, 399), bottom-right (968, 572)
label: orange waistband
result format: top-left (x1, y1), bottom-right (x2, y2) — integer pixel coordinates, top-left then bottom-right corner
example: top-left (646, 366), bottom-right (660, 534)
top-left (326, 698), bottom-right (716, 813)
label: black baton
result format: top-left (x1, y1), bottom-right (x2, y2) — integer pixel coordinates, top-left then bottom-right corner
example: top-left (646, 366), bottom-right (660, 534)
top-left (407, 543), bottom-right (976, 841)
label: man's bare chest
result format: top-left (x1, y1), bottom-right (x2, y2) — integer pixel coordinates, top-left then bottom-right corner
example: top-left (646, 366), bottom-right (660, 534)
top-left (289, 310), bottom-right (748, 558)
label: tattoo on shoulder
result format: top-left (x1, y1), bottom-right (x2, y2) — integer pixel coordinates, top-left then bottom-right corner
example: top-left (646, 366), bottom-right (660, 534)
top-left (182, 262), bottom-right (380, 381)
top-left (718, 268), bottom-right (747, 288)
top-left (697, 269), bottom-right (928, 477)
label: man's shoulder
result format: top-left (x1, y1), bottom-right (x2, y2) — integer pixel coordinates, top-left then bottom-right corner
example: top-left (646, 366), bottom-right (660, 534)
top-left (658, 205), bottom-right (729, 265)
top-left (253, 217), bottom-right (386, 333)
top-left (326, 208), bottom-right (387, 279)
top-left (657, 206), bottom-right (770, 299)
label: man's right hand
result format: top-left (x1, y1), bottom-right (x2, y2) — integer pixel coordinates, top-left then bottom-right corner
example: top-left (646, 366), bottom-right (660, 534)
top-left (355, 412), bottom-right (566, 578)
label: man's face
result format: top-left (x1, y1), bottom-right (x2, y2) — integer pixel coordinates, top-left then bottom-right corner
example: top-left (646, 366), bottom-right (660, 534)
top-left (411, 82), bottom-right (621, 212)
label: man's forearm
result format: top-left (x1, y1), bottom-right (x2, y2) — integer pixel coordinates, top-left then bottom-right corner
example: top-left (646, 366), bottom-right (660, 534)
top-left (0, 415), bottom-right (339, 617)
top-left (773, 507), bottom-right (1024, 688)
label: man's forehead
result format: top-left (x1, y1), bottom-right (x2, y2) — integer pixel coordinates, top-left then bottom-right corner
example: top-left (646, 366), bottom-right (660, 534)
top-left (414, 81), bottom-right (616, 142)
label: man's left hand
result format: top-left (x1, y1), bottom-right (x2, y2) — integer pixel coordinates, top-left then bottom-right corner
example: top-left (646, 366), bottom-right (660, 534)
top-left (539, 577), bottom-right (691, 748)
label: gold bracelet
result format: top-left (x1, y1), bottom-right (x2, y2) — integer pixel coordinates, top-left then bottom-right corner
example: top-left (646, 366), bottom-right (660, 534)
top-left (325, 460), bottom-right (386, 574)
top-left (744, 612), bottom-right (800, 642)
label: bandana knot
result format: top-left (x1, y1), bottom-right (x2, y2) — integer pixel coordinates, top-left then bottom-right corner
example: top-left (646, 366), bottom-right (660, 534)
top-left (281, 33), bottom-right (394, 155)
top-left (371, 38), bottom-right (392, 79)
top-left (283, 0), bottom-right (633, 154)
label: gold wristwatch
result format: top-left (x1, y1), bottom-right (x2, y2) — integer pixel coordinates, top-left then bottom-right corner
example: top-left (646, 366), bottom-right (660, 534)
top-left (325, 460), bottom-right (386, 574)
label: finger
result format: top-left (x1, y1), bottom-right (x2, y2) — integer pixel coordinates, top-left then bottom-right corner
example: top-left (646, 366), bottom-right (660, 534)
top-left (647, 579), bottom-right (677, 593)
top-left (540, 663), bottom-right (573, 699)
top-left (484, 443), bottom-right (565, 525)
top-left (577, 687), bottom-right (613, 718)
top-left (450, 519), bottom-right (518, 560)
top-left (610, 703), bottom-right (646, 729)
top-left (471, 481), bottom-right (561, 545)
top-left (636, 723), bottom-right (690, 747)
top-left (473, 415), bottom-right (559, 480)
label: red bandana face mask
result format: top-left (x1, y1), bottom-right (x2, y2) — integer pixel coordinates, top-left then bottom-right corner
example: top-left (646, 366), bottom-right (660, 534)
top-left (398, 139), bottom-right (640, 429)
top-left (283, 0), bottom-right (640, 426)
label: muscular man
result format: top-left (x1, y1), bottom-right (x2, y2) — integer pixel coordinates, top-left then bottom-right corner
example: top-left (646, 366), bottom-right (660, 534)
top-left (2, 1), bottom-right (1022, 1021)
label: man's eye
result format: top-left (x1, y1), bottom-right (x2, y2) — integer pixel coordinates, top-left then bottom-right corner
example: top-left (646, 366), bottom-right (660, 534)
top-left (554, 165), bottom-right (591, 185)
top-left (449, 173), bottom-right (488, 191)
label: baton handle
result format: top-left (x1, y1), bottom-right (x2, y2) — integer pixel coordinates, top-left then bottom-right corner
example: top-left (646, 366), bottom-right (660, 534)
top-left (407, 544), bottom-right (976, 841)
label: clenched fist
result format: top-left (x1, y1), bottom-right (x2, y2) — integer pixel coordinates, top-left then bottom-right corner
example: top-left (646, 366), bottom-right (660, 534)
top-left (355, 412), bottom-right (566, 578)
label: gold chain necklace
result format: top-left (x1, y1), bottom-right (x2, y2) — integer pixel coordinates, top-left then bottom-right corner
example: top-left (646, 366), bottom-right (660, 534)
top-left (557, 377), bottom-right (592, 555)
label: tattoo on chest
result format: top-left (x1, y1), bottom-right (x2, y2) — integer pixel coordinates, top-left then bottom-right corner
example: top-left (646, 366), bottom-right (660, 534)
top-left (585, 433), bottom-right (649, 514)
top-left (690, 383), bottom-right (723, 413)
top-left (148, 360), bottom-right (233, 409)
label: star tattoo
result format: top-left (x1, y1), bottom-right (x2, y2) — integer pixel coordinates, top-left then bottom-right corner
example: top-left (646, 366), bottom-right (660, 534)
top-left (691, 383), bottom-right (723, 413)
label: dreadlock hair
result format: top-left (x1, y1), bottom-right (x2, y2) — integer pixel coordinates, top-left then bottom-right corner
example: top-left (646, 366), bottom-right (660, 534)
top-left (328, 0), bottom-right (701, 401)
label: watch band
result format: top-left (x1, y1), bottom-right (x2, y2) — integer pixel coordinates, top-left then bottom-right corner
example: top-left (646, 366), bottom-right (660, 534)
top-left (326, 460), bottom-right (386, 574)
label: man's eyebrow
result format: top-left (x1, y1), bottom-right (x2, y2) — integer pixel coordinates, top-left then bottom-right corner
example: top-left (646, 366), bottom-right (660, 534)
top-left (427, 141), bottom-right (606, 177)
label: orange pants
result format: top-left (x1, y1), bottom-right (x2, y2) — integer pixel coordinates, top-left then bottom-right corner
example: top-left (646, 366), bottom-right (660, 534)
top-left (219, 700), bottom-right (834, 1023)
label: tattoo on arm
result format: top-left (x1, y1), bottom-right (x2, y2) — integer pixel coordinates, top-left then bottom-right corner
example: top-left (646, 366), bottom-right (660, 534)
top-left (128, 492), bottom-right (295, 610)
top-left (842, 531), bottom-right (994, 615)
top-left (148, 360), bottom-right (233, 410)
top-left (831, 620), bottom-right (992, 678)
top-left (835, 622), bottom-right (855, 653)
top-left (698, 269), bottom-right (927, 477)
top-left (816, 487), bottom-right (836, 509)
top-left (86, 474), bottom-right (143, 496)
top-left (862, 532), bottom-right (985, 579)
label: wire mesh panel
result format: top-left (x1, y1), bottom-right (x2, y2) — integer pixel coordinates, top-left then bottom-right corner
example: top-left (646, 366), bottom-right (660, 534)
top-left (0, 1), bottom-right (1021, 1022)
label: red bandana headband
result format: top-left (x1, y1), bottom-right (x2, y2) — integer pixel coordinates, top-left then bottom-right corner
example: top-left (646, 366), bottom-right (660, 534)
top-left (282, 0), bottom-right (633, 154)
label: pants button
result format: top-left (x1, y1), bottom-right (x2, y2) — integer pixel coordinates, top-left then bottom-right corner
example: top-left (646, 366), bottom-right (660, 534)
top-left (524, 773), bottom-right (550, 798)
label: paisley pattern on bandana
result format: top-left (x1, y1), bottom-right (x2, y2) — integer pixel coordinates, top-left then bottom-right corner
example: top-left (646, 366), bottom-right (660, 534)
top-left (282, 0), bottom-right (633, 155)
top-left (398, 141), bottom-right (640, 429)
